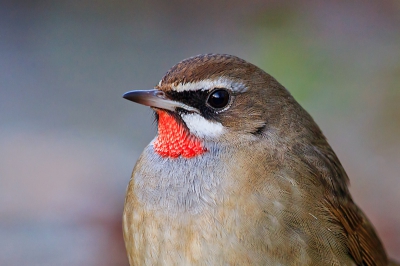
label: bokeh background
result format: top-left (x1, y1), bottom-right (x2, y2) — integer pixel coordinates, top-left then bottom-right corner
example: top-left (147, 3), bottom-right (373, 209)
top-left (1, 0), bottom-right (399, 264)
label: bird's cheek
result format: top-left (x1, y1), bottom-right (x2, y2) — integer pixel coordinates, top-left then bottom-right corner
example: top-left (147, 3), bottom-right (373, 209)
top-left (180, 113), bottom-right (225, 139)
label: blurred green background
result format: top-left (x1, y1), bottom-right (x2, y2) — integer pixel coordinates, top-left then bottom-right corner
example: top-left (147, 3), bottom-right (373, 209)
top-left (1, 0), bottom-right (399, 265)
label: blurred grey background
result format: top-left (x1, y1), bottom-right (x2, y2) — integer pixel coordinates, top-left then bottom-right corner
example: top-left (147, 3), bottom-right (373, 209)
top-left (1, 0), bottom-right (399, 265)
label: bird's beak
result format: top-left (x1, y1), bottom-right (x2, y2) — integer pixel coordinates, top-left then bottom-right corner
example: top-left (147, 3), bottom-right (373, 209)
top-left (123, 89), bottom-right (199, 113)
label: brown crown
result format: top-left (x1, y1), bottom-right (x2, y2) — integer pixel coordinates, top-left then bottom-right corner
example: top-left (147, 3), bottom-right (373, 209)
top-left (158, 54), bottom-right (262, 89)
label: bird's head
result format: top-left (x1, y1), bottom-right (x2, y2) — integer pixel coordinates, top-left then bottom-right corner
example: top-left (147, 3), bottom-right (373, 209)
top-left (124, 54), bottom-right (316, 158)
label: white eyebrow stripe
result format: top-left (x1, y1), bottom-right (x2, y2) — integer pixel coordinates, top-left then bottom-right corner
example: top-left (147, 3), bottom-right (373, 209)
top-left (169, 78), bottom-right (247, 93)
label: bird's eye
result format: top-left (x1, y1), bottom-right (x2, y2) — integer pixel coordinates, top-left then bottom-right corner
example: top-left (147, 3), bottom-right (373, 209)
top-left (206, 89), bottom-right (230, 109)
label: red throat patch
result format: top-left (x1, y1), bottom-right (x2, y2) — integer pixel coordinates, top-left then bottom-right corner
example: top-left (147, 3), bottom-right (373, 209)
top-left (153, 110), bottom-right (206, 158)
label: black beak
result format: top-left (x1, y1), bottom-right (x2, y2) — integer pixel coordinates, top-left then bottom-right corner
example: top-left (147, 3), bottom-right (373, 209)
top-left (123, 89), bottom-right (199, 113)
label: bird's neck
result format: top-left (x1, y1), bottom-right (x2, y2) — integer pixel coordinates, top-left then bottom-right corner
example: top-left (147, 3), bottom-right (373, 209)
top-left (153, 110), bottom-right (207, 158)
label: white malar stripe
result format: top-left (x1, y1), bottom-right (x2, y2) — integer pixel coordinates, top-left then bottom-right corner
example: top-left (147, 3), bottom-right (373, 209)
top-left (171, 78), bottom-right (247, 93)
top-left (181, 113), bottom-right (224, 139)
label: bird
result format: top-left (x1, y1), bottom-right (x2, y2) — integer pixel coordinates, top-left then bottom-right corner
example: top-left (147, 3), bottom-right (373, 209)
top-left (122, 54), bottom-right (398, 265)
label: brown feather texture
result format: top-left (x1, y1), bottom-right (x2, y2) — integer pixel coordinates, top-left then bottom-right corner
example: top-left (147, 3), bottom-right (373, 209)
top-left (122, 54), bottom-right (398, 265)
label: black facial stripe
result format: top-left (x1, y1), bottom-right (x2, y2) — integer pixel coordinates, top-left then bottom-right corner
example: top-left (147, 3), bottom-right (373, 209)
top-left (167, 90), bottom-right (208, 110)
top-left (166, 90), bottom-right (220, 121)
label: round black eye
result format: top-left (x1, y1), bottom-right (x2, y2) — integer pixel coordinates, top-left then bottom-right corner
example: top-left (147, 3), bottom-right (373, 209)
top-left (206, 89), bottom-right (230, 109)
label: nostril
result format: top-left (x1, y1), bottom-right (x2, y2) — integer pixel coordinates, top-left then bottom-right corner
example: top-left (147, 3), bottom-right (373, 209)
top-left (155, 90), bottom-right (166, 98)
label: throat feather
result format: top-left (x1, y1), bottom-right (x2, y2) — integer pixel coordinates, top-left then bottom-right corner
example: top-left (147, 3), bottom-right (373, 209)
top-left (153, 111), bottom-right (206, 158)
